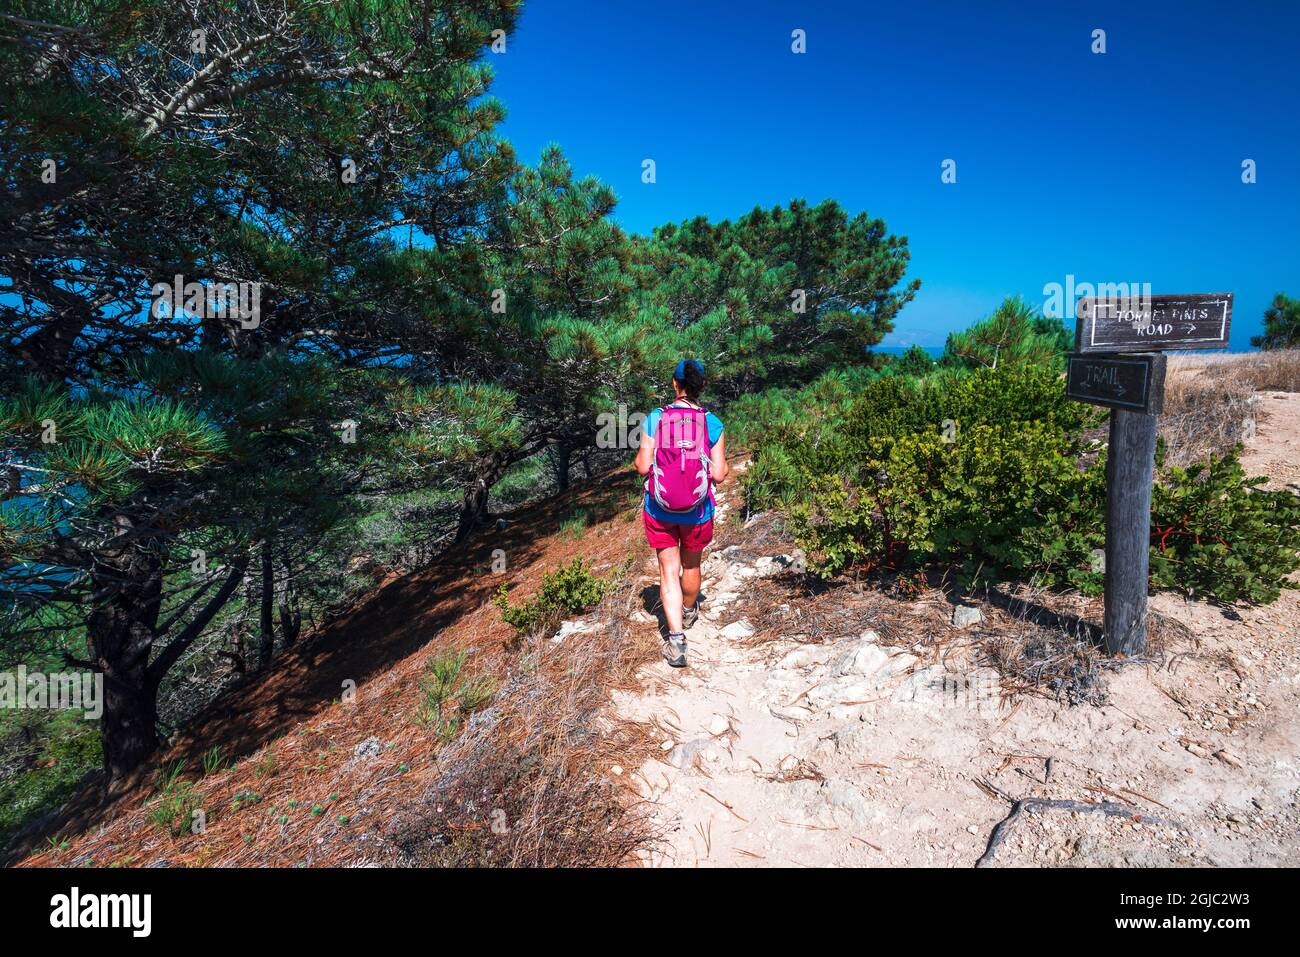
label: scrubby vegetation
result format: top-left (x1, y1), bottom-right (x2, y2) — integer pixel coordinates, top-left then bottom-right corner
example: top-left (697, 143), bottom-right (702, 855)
top-left (739, 359), bottom-right (1300, 604)
top-left (494, 557), bottom-right (631, 637)
top-left (1252, 293), bottom-right (1300, 350)
top-left (416, 650), bottom-right (496, 743)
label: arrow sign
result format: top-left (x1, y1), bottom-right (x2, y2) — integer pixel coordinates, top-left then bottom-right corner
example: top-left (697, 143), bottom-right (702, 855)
top-left (1075, 292), bottom-right (1232, 353)
top-left (1066, 352), bottom-right (1167, 414)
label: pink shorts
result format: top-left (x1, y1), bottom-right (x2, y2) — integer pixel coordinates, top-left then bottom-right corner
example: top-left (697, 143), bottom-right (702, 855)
top-left (643, 511), bottom-right (714, 551)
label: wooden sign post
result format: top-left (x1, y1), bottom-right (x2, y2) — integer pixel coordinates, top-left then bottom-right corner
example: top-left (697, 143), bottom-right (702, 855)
top-left (1066, 353), bottom-right (1167, 415)
top-left (1068, 293), bottom-right (1232, 656)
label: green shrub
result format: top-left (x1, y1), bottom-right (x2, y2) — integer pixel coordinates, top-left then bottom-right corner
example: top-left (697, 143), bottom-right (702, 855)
top-left (1151, 454), bottom-right (1300, 603)
top-left (0, 715), bottom-right (101, 848)
top-left (559, 508), bottom-right (590, 539)
top-left (749, 362), bottom-right (1298, 605)
top-left (493, 556), bottom-right (629, 636)
top-left (202, 746), bottom-right (226, 776)
top-left (890, 345), bottom-right (935, 377)
top-left (788, 422), bottom-right (1105, 588)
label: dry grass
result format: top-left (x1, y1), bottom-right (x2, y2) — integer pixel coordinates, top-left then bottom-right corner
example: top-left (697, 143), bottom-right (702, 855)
top-left (1161, 350), bottom-right (1300, 469)
top-left (720, 514), bottom-right (1124, 706)
top-left (385, 576), bottom-right (663, 867)
top-left (1169, 348), bottom-right (1300, 391)
top-left (1160, 358), bottom-right (1257, 469)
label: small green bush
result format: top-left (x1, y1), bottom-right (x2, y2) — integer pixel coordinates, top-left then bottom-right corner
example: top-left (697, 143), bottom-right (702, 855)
top-left (416, 649), bottom-right (496, 742)
top-left (148, 761), bottom-right (200, 838)
top-left (202, 746), bottom-right (226, 776)
top-left (559, 508), bottom-right (590, 539)
top-left (493, 556), bottom-right (629, 636)
top-left (0, 715), bottom-right (101, 848)
top-left (1151, 453), bottom-right (1300, 603)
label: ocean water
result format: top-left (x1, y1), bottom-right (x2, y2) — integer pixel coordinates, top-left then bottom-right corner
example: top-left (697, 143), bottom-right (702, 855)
top-left (872, 345), bottom-right (945, 358)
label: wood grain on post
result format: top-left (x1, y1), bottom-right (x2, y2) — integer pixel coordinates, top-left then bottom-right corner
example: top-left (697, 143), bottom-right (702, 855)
top-left (1103, 407), bottom-right (1159, 655)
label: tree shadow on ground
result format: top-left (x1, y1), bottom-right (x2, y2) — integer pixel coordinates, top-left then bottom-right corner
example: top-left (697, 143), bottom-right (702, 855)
top-left (4, 465), bottom-right (645, 861)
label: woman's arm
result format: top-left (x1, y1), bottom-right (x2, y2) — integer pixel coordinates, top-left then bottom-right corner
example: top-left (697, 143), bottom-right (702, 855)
top-left (709, 431), bottom-right (729, 485)
top-left (634, 425), bottom-right (653, 477)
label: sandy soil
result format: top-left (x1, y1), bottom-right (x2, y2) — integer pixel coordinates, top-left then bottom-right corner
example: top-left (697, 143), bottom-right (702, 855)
top-left (614, 413), bottom-right (1300, 868)
top-left (1245, 391), bottom-right (1300, 490)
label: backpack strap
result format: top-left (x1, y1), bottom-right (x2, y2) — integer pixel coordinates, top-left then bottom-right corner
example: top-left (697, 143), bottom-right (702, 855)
top-left (658, 404), bottom-right (710, 427)
top-left (652, 404), bottom-right (710, 451)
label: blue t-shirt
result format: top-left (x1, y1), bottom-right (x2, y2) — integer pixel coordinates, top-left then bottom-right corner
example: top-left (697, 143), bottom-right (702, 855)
top-left (643, 404), bottom-right (724, 525)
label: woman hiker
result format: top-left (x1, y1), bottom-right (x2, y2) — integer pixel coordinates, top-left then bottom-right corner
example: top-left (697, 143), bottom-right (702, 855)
top-left (634, 359), bottom-right (729, 667)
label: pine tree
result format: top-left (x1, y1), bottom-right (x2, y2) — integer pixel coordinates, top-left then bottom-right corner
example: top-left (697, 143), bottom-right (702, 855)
top-left (1251, 293), bottom-right (1300, 350)
top-left (942, 297), bottom-right (1067, 370)
top-left (1, 0), bottom-right (524, 784)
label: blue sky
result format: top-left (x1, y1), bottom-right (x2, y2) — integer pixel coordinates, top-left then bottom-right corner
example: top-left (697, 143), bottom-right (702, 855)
top-left (488, 0), bottom-right (1298, 350)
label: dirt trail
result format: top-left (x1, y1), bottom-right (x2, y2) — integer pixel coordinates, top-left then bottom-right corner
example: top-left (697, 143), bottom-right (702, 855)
top-left (1247, 391), bottom-right (1300, 490)
top-left (615, 440), bottom-right (1300, 867)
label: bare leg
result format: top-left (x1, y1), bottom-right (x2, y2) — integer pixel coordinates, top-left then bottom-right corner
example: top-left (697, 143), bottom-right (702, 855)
top-left (657, 546), bottom-right (684, 633)
top-left (681, 547), bottom-right (703, 611)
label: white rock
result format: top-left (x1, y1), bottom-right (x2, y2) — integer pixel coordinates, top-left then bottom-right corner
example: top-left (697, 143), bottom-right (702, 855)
top-left (769, 704), bottom-right (814, 722)
top-left (778, 646), bottom-right (828, 670)
top-left (668, 738), bottom-right (712, 770)
top-left (720, 620), bottom-right (756, 640)
top-left (951, 605), bottom-right (983, 628)
top-left (806, 676), bottom-right (878, 710)
top-left (702, 593), bottom-right (740, 620)
top-left (554, 619), bottom-right (598, 641)
top-left (709, 715), bottom-right (731, 736)
top-left (834, 642), bottom-right (890, 678)
top-left (752, 555), bottom-right (792, 578)
top-left (827, 704), bottom-right (867, 721)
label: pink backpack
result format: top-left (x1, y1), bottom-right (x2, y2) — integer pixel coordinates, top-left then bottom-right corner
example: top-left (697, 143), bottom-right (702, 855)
top-left (649, 405), bottom-right (711, 513)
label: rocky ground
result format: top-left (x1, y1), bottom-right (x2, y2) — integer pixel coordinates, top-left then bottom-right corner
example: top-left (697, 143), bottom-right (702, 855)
top-left (612, 449), bottom-right (1300, 868)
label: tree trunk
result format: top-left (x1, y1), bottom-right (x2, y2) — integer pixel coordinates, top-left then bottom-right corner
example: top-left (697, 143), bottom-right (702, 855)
top-left (256, 537), bottom-right (275, 672)
top-left (85, 523), bottom-right (165, 786)
top-left (553, 441), bottom-right (572, 492)
top-left (278, 560), bottom-right (302, 647)
top-left (454, 454), bottom-right (506, 544)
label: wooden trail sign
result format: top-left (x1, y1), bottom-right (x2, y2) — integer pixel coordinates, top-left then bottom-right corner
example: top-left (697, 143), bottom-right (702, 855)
top-left (1066, 352), bottom-right (1167, 414)
top-left (1068, 292), bottom-right (1232, 657)
top-left (1102, 407), bottom-right (1159, 656)
top-left (1075, 292), bottom-right (1232, 353)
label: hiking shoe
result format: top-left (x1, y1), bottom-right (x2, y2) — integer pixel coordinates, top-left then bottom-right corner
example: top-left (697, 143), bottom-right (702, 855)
top-left (683, 603), bottom-right (699, 630)
top-left (662, 632), bottom-right (687, 668)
